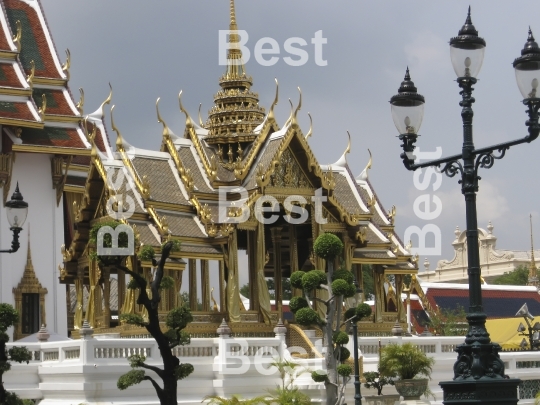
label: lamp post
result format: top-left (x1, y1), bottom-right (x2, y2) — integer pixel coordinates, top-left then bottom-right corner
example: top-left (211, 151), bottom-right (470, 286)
top-left (1, 183), bottom-right (28, 253)
top-left (516, 303), bottom-right (540, 350)
top-left (389, 8), bottom-right (538, 404)
top-left (351, 277), bottom-right (363, 405)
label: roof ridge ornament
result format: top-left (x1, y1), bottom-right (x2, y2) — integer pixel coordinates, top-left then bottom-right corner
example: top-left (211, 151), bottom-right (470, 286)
top-left (76, 88), bottom-right (84, 116)
top-left (62, 49), bottom-right (71, 81)
top-left (178, 90), bottom-right (194, 129)
top-left (358, 149), bottom-right (373, 181)
top-left (95, 83), bottom-right (113, 119)
top-left (12, 20), bottom-right (21, 53)
top-left (26, 60), bottom-right (35, 90)
top-left (284, 99), bottom-right (293, 127)
top-left (110, 105), bottom-right (125, 151)
top-left (305, 113), bottom-right (313, 140)
top-left (333, 131), bottom-right (351, 167)
top-left (292, 87), bottom-right (302, 126)
top-left (156, 97), bottom-right (173, 138)
top-left (198, 103), bottom-right (204, 127)
top-left (268, 78), bottom-right (279, 121)
top-left (38, 93), bottom-right (47, 121)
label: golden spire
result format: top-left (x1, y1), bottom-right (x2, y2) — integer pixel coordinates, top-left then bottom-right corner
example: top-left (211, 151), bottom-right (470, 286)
top-left (529, 214), bottom-right (538, 287)
top-left (205, 0), bottom-right (265, 152)
top-left (27, 224), bottom-right (32, 267)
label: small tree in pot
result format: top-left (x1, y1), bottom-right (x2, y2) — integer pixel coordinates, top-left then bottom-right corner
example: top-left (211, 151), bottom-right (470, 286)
top-left (379, 343), bottom-right (434, 401)
top-left (363, 371), bottom-right (398, 405)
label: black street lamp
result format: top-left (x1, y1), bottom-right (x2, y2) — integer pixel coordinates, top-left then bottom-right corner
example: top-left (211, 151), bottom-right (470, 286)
top-left (389, 8), bottom-right (539, 405)
top-left (351, 277), bottom-right (363, 405)
top-left (516, 303), bottom-right (540, 350)
top-left (1, 183), bottom-right (28, 253)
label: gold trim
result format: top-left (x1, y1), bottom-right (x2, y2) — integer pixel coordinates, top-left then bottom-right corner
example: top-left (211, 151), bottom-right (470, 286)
top-left (43, 114), bottom-right (81, 123)
top-left (12, 145), bottom-right (89, 155)
top-left (33, 77), bottom-right (67, 86)
top-left (0, 87), bottom-right (32, 97)
top-left (0, 118), bottom-right (43, 129)
top-left (64, 185), bottom-right (84, 193)
top-left (0, 51), bottom-right (17, 60)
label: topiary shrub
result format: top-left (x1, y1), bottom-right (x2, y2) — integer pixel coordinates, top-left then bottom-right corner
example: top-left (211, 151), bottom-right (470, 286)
top-left (295, 307), bottom-right (320, 326)
top-left (289, 296), bottom-right (308, 313)
top-left (331, 279), bottom-right (349, 296)
top-left (290, 271), bottom-right (306, 289)
top-left (311, 370), bottom-right (328, 383)
top-left (302, 271), bottom-right (326, 291)
top-left (313, 233), bottom-right (343, 260)
top-left (337, 364), bottom-right (352, 378)
top-left (338, 347), bottom-right (350, 361)
top-left (332, 331), bottom-right (349, 345)
top-left (159, 275), bottom-right (175, 290)
top-left (355, 303), bottom-right (372, 320)
top-left (138, 245), bottom-right (155, 261)
top-left (332, 269), bottom-right (354, 284)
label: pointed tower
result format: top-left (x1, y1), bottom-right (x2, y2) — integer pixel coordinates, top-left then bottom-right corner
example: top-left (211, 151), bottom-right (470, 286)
top-left (528, 214), bottom-right (538, 287)
top-left (205, 0), bottom-right (265, 166)
top-left (13, 226), bottom-right (48, 340)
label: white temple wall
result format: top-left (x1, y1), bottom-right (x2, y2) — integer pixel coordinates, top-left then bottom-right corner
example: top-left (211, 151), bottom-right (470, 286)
top-left (6, 334), bottom-right (540, 405)
top-left (0, 152), bottom-right (67, 338)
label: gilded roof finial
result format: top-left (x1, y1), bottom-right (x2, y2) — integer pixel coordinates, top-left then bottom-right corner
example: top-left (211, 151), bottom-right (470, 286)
top-left (38, 93), bottom-right (47, 121)
top-left (62, 49), bottom-right (71, 81)
top-left (230, 0), bottom-right (237, 30)
top-left (76, 88), bottom-right (84, 115)
top-left (292, 87), bottom-right (302, 125)
top-left (358, 149), bottom-right (373, 181)
top-left (178, 90), bottom-right (194, 129)
top-left (94, 83), bottom-right (113, 118)
top-left (305, 113), bottom-right (313, 140)
top-left (110, 105), bottom-right (125, 151)
top-left (285, 99), bottom-right (293, 127)
top-left (27, 223), bottom-right (32, 267)
top-left (268, 78), bottom-right (279, 120)
top-left (198, 103), bottom-right (204, 127)
top-left (156, 97), bottom-right (173, 137)
top-left (529, 214), bottom-right (538, 286)
top-left (12, 20), bottom-right (21, 53)
top-left (26, 60), bottom-right (35, 89)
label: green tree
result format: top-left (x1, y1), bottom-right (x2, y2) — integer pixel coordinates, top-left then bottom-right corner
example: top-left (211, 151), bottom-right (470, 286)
top-left (0, 303), bottom-right (32, 405)
top-left (179, 292), bottom-right (203, 311)
top-left (240, 279), bottom-right (292, 300)
top-left (91, 221), bottom-right (192, 405)
top-left (361, 265), bottom-right (375, 300)
top-left (428, 304), bottom-right (467, 336)
top-left (492, 265), bottom-right (529, 285)
top-left (289, 233), bottom-right (372, 405)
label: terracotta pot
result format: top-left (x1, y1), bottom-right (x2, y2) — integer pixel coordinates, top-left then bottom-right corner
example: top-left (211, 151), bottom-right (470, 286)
top-left (394, 379), bottom-right (428, 400)
top-left (363, 394), bottom-right (401, 405)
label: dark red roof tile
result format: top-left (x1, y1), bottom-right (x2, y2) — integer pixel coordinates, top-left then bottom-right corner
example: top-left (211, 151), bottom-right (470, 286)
top-left (4, 0), bottom-right (61, 79)
top-left (0, 101), bottom-right (34, 121)
top-left (20, 126), bottom-right (85, 148)
top-left (0, 63), bottom-right (24, 88)
top-left (32, 88), bottom-right (74, 116)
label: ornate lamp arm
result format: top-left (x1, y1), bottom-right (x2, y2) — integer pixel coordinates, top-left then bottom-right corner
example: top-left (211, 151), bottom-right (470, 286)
top-left (0, 227), bottom-right (21, 253)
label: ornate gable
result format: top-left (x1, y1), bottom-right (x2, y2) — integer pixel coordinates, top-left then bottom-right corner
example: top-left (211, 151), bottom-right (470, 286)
top-left (269, 148), bottom-right (312, 189)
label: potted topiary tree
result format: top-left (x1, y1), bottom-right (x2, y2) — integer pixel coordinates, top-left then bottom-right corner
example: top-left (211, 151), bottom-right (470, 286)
top-left (363, 371), bottom-right (398, 405)
top-left (378, 343), bottom-right (434, 401)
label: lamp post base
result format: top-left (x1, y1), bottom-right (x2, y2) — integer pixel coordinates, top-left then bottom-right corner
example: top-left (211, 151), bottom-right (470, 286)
top-left (440, 378), bottom-right (520, 405)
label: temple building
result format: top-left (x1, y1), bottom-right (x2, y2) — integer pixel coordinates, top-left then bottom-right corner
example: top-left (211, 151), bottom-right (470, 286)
top-left (0, 0), bottom-right (418, 340)
top-left (56, 0), bottom-right (418, 337)
top-left (0, 0), bottom-right (112, 340)
top-left (420, 220), bottom-right (540, 285)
